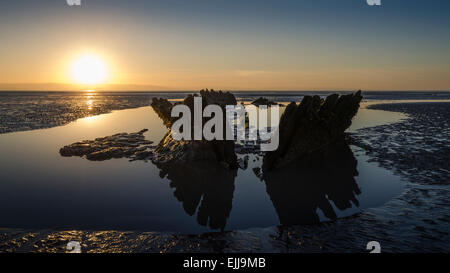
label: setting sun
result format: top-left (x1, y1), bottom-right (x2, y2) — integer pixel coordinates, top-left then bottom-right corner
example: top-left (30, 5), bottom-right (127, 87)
top-left (71, 54), bottom-right (107, 85)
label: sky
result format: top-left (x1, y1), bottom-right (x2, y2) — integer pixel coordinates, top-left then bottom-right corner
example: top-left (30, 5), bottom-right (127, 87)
top-left (0, 0), bottom-right (449, 91)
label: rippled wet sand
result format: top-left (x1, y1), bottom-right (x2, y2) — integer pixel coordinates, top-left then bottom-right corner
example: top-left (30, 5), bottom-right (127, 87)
top-left (0, 92), bottom-right (173, 134)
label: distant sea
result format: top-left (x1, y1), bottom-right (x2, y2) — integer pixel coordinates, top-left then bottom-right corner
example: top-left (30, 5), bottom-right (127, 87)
top-left (1, 90), bottom-right (450, 102)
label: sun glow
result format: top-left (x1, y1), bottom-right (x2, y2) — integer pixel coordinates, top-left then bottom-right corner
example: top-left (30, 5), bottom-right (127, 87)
top-left (71, 54), bottom-right (107, 85)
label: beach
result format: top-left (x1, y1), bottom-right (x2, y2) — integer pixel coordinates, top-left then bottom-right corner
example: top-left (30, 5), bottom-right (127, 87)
top-left (0, 91), bottom-right (449, 252)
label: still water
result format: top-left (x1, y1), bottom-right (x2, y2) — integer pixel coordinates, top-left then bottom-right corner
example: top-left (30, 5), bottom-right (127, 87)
top-left (0, 102), bottom-right (406, 233)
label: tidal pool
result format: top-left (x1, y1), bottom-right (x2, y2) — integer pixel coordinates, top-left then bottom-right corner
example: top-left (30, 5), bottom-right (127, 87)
top-left (0, 103), bottom-right (406, 233)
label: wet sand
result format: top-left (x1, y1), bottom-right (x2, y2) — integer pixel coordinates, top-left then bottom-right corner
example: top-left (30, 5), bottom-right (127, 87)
top-left (0, 92), bottom-right (156, 134)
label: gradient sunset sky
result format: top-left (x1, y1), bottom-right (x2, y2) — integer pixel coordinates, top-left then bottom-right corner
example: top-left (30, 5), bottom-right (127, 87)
top-left (0, 0), bottom-right (449, 91)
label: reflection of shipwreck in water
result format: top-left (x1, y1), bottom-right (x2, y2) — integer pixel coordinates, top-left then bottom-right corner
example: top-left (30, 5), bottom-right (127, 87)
top-left (150, 90), bottom-right (239, 231)
top-left (155, 161), bottom-right (237, 231)
top-left (150, 90), bottom-right (363, 229)
top-left (262, 91), bottom-right (363, 225)
top-left (263, 140), bottom-right (361, 225)
top-left (59, 89), bottom-right (363, 230)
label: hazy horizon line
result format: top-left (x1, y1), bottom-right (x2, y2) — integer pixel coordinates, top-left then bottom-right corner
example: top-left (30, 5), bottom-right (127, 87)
top-left (1, 83), bottom-right (450, 93)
